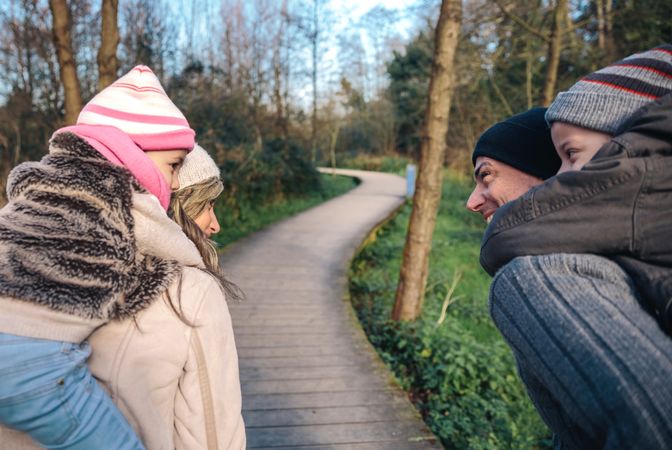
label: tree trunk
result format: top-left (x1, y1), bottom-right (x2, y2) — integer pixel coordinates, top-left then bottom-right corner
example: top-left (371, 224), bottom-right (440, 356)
top-left (541, 0), bottom-right (567, 106)
top-left (273, 49), bottom-right (284, 135)
top-left (603, 0), bottom-right (615, 61)
top-left (311, 0), bottom-right (319, 163)
top-left (392, 0), bottom-right (462, 322)
top-left (329, 121), bottom-right (340, 173)
top-left (596, 0), bottom-right (606, 51)
top-left (97, 0), bottom-right (119, 91)
top-left (525, 50), bottom-right (533, 109)
top-left (49, 0), bottom-right (82, 125)
top-left (281, 0), bottom-right (291, 139)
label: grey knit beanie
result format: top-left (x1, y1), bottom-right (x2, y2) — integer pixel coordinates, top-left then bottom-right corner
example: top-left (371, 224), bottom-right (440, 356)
top-left (177, 144), bottom-right (220, 190)
top-left (546, 44), bottom-right (672, 134)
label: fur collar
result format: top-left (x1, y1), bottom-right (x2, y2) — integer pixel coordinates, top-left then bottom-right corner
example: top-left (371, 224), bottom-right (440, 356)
top-left (132, 192), bottom-right (204, 269)
top-left (0, 132), bottom-right (181, 320)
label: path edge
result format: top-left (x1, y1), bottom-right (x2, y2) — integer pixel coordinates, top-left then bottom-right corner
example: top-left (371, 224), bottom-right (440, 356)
top-left (335, 186), bottom-right (441, 448)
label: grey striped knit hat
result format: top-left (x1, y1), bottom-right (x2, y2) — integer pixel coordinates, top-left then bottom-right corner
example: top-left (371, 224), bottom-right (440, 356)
top-left (546, 44), bottom-right (672, 134)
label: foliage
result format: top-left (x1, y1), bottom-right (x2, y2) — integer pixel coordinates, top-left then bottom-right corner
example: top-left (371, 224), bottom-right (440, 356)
top-left (349, 170), bottom-right (551, 449)
top-left (214, 172), bottom-right (355, 248)
top-left (387, 31), bottom-right (433, 158)
top-left (339, 153), bottom-right (411, 175)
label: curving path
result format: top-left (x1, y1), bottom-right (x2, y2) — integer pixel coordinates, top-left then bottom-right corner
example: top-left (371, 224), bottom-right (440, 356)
top-left (221, 169), bottom-right (440, 449)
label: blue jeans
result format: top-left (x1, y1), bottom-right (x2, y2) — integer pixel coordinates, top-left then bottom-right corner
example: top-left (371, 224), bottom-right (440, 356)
top-left (0, 333), bottom-right (145, 449)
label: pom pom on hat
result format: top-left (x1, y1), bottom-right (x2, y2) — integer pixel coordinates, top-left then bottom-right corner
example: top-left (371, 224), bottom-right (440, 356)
top-left (546, 44), bottom-right (672, 134)
top-left (77, 65), bottom-right (195, 151)
top-left (177, 144), bottom-right (221, 190)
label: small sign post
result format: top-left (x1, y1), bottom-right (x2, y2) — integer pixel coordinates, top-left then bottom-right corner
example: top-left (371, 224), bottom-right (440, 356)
top-left (406, 163), bottom-right (416, 198)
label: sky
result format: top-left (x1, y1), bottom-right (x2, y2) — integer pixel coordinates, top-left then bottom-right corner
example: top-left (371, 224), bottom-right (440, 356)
top-left (0, 0), bottom-right (432, 106)
top-left (332, 0), bottom-right (420, 18)
top-left (316, 0), bottom-right (428, 99)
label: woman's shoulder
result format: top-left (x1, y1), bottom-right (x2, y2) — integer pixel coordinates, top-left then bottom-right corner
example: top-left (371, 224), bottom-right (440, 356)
top-left (168, 267), bottom-right (228, 324)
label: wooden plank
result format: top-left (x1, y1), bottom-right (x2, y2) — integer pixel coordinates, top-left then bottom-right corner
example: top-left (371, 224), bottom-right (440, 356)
top-left (242, 376), bottom-right (386, 395)
top-left (232, 278), bottom-right (337, 291)
top-left (240, 364), bottom-right (384, 381)
top-left (243, 390), bottom-right (408, 411)
top-left (243, 404), bottom-right (424, 428)
top-left (238, 355), bottom-right (367, 370)
top-left (248, 441), bottom-right (438, 450)
top-left (236, 345), bottom-right (357, 359)
top-left (245, 421), bottom-right (435, 448)
top-left (233, 325), bottom-right (348, 335)
top-left (231, 289), bottom-right (343, 302)
top-left (236, 333), bottom-right (351, 348)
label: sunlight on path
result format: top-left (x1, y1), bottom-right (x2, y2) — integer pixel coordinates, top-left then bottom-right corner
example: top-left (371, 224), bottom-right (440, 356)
top-left (221, 169), bottom-right (439, 449)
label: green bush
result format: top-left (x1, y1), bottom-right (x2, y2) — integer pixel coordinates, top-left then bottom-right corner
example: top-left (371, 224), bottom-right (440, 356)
top-left (339, 154), bottom-right (412, 175)
top-left (214, 172), bottom-right (355, 247)
top-left (349, 170), bottom-right (551, 449)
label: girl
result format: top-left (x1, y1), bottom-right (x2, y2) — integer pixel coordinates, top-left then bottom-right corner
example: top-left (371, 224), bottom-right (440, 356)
top-left (0, 65), bottom-right (194, 449)
top-left (85, 144), bottom-right (246, 449)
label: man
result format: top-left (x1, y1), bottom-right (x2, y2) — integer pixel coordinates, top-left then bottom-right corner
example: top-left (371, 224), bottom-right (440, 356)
top-left (468, 46), bottom-right (672, 450)
top-left (466, 107), bottom-right (560, 220)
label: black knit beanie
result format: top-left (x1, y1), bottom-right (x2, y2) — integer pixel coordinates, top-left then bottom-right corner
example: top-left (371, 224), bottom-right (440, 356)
top-left (472, 107), bottom-right (560, 180)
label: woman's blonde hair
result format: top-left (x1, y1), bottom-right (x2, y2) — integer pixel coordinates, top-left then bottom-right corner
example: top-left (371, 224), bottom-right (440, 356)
top-left (170, 176), bottom-right (242, 302)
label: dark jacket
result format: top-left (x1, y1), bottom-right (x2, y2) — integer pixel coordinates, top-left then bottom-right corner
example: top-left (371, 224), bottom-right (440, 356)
top-left (480, 93), bottom-right (672, 332)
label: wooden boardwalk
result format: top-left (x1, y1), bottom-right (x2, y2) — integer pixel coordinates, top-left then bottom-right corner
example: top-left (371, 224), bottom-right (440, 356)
top-left (221, 169), bottom-right (440, 449)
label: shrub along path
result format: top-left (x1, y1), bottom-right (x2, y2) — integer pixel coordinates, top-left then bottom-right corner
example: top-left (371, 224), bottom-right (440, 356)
top-left (221, 168), bottom-right (439, 449)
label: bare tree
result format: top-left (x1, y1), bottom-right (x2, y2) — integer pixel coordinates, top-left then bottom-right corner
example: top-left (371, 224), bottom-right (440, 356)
top-left (595, 0), bottom-right (615, 62)
top-left (541, 0), bottom-right (567, 106)
top-left (98, 0), bottom-right (119, 90)
top-left (49, 0), bottom-right (82, 124)
top-left (120, 0), bottom-right (177, 82)
top-left (493, 0), bottom-right (568, 106)
top-left (310, 0), bottom-right (319, 162)
top-left (392, 0), bottom-right (462, 321)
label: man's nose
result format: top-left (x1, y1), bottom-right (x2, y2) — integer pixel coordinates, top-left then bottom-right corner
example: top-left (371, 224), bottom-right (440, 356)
top-left (466, 187), bottom-right (484, 212)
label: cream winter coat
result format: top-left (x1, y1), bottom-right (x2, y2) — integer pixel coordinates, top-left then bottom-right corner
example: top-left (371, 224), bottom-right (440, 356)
top-left (0, 193), bottom-right (246, 450)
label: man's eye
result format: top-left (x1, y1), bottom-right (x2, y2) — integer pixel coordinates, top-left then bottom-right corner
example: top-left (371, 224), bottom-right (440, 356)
top-left (566, 149), bottom-right (579, 161)
top-left (481, 171), bottom-right (493, 182)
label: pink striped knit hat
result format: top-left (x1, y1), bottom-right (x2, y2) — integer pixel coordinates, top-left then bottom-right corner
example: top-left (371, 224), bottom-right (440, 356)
top-left (78, 65), bottom-right (195, 151)
top-left (56, 66), bottom-right (195, 211)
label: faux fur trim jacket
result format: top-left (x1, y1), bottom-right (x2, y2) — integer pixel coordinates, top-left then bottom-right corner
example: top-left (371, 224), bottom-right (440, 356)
top-left (0, 132), bottom-right (182, 340)
top-left (0, 190), bottom-right (245, 450)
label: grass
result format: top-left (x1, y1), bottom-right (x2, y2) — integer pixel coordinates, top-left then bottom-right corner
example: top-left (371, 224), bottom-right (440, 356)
top-left (348, 169), bottom-right (551, 449)
top-left (338, 153), bottom-right (412, 176)
top-left (213, 173), bottom-right (356, 248)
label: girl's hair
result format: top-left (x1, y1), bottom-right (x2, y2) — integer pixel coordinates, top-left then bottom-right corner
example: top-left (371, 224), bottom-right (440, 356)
top-left (169, 177), bottom-right (243, 303)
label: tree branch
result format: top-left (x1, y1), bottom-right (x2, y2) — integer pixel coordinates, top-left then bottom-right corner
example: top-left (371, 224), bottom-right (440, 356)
top-left (492, 0), bottom-right (549, 42)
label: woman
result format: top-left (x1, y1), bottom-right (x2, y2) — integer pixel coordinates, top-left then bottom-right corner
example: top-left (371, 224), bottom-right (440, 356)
top-left (86, 144), bottom-right (246, 450)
